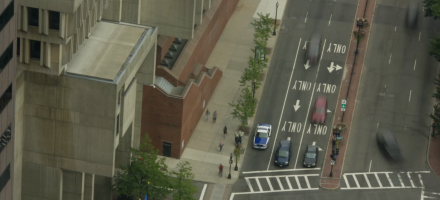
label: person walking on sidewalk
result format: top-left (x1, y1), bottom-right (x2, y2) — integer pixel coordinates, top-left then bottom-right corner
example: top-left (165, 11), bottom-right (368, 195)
top-left (213, 110), bottom-right (217, 123)
top-left (206, 109), bottom-right (210, 121)
top-left (223, 126), bottom-right (227, 138)
top-left (219, 163), bottom-right (224, 177)
top-left (218, 140), bottom-right (224, 151)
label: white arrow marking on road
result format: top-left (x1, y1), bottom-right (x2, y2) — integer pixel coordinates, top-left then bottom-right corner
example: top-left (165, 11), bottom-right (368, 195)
top-left (327, 109), bottom-right (331, 113)
top-left (312, 141), bottom-right (316, 146)
top-left (327, 62), bottom-right (335, 73)
top-left (294, 100), bottom-right (301, 111)
top-left (304, 60), bottom-right (311, 70)
top-left (335, 64), bottom-right (342, 71)
top-left (318, 147), bottom-right (323, 151)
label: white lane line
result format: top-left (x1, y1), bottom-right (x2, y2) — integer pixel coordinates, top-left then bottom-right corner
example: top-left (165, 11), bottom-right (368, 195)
top-left (369, 160), bottom-right (372, 172)
top-left (389, 54), bottom-right (392, 64)
top-left (243, 168), bottom-right (321, 174)
top-left (305, 177), bottom-right (311, 189)
top-left (312, 141), bottom-right (316, 146)
top-left (385, 84), bottom-right (387, 88)
top-left (256, 178), bottom-right (263, 191)
top-left (374, 173), bottom-right (383, 187)
top-left (415, 171), bottom-right (431, 173)
top-left (295, 176), bottom-right (302, 189)
top-left (419, 32), bottom-right (421, 41)
top-left (353, 174), bottom-right (360, 188)
top-left (397, 173), bottom-right (405, 187)
top-left (376, 123), bottom-right (379, 131)
top-left (344, 175), bottom-right (350, 188)
top-left (414, 60), bottom-right (417, 71)
top-left (199, 184), bottom-right (207, 200)
top-left (418, 174), bottom-right (424, 188)
top-left (395, 26), bottom-right (397, 31)
top-left (286, 177), bottom-right (293, 190)
top-left (229, 188), bottom-right (320, 197)
top-left (245, 178), bottom-right (254, 192)
top-left (267, 38), bottom-right (302, 170)
top-left (364, 174), bottom-right (372, 188)
top-left (316, 39), bottom-right (327, 75)
top-left (409, 90), bottom-right (412, 102)
top-left (408, 172), bottom-right (415, 188)
top-left (305, 12), bottom-right (308, 23)
top-left (421, 190), bottom-right (424, 200)
top-left (276, 177), bottom-right (284, 190)
top-left (386, 173), bottom-right (394, 187)
top-left (328, 14), bottom-right (332, 26)
top-left (294, 82), bottom-right (316, 168)
top-left (267, 177), bottom-right (274, 191)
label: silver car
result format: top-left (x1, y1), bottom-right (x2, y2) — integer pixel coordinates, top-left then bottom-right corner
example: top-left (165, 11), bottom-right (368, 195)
top-left (305, 33), bottom-right (322, 65)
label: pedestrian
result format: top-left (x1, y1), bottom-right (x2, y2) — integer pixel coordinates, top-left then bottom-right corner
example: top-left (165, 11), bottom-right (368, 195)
top-left (219, 163), bottom-right (224, 177)
top-left (223, 126), bottom-right (227, 138)
top-left (206, 109), bottom-right (210, 121)
top-left (218, 140), bottom-right (224, 151)
top-left (213, 110), bottom-right (217, 123)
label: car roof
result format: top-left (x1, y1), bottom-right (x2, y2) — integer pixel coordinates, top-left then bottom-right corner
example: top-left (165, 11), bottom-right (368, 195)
top-left (306, 145), bottom-right (317, 152)
top-left (316, 97), bottom-right (326, 105)
top-left (257, 124), bottom-right (271, 128)
top-left (279, 140), bottom-right (291, 149)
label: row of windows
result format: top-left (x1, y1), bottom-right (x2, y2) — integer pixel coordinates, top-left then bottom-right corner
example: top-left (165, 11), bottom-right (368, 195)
top-left (0, 84), bottom-right (12, 115)
top-left (28, 7), bottom-right (60, 30)
top-left (0, 0), bottom-right (14, 32)
top-left (0, 125), bottom-right (11, 154)
top-left (0, 42), bottom-right (13, 74)
top-left (0, 164), bottom-right (10, 194)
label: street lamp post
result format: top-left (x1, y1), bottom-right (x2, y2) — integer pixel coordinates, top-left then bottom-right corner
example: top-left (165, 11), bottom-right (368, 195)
top-left (252, 79), bottom-right (256, 101)
top-left (228, 153), bottom-right (232, 179)
top-left (329, 160), bottom-right (335, 177)
top-left (273, 2), bottom-right (279, 36)
top-left (234, 150), bottom-right (239, 171)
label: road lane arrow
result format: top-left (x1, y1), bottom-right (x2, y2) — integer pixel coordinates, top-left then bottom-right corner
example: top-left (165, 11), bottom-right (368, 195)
top-left (327, 62), bottom-right (335, 73)
top-left (304, 60), bottom-right (311, 70)
top-left (293, 100), bottom-right (301, 111)
top-left (327, 109), bottom-right (331, 113)
top-left (318, 147), bottom-right (323, 151)
top-left (335, 64), bottom-right (343, 71)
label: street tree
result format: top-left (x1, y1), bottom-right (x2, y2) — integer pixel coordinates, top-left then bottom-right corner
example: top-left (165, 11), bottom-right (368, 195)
top-left (430, 104), bottom-right (440, 136)
top-left (251, 12), bottom-right (273, 48)
top-left (112, 135), bottom-right (172, 200)
top-left (229, 86), bottom-right (257, 128)
top-left (170, 162), bottom-right (198, 200)
top-left (433, 73), bottom-right (440, 99)
top-left (429, 35), bottom-right (440, 62)
top-left (423, 0), bottom-right (440, 20)
top-left (239, 56), bottom-right (265, 89)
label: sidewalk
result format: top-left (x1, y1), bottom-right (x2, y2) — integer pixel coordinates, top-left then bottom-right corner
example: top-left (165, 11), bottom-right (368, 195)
top-left (162, 0), bottom-right (286, 199)
top-left (428, 135), bottom-right (440, 178)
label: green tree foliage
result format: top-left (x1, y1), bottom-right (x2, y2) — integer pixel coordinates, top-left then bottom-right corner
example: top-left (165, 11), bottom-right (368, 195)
top-left (433, 73), bottom-right (440, 99)
top-left (429, 35), bottom-right (440, 62)
top-left (423, 0), bottom-right (440, 19)
top-left (229, 86), bottom-right (257, 128)
top-left (430, 104), bottom-right (440, 136)
top-left (170, 162), bottom-right (198, 200)
top-left (251, 13), bottom-right (274, 48)
top-left (112, 135), bottom-right (172, 200)
top-left (239, 56), bottom-right (265, 89)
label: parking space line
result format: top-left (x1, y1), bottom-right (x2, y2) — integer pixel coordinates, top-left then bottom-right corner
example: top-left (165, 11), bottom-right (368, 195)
top-left (343, 174), bottom-right (350, 188)
top-left (276, 177), bottom-right (284, 190)
top-left (243, 168), bottom-right (321, 174)
top-left (353, 174), bottom-right (360, 188)
top-left (386, 173), bottom-right (394, 187)
top-left (305, 176), bottom-right (311, 189)
top-left (256, 178), bottom-right (263, 191)
top-left (397, 173), bottom-right (405, 187)
top-left (364, 174), bottom-right (371, 188)
top-left (374, 173), bottom-right (383, 187)
top-left (295, 176), bottom-right (302, 189)
top-left (286, 177), bottom-right (293, 190)
top-left (407, 172), bottom-right (415, 188)
top-left (245, 178), bottom-right (254, 192)
top-left (267, 177), bottom-right (274, 191)
top-left (199, 184), bottom-right (207, 200)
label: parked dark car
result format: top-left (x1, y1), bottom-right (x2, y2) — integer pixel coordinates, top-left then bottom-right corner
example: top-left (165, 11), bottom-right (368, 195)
top-left (406, 2), bottom-right (418, 29)
top-left (376, 130), bottom-right (404, 162)
top-left (305, 33), bottom-right (322, 65)
top-left (303, 145), bottom-right (319, 168)
top-left (274, 137), bottom-right (291, 167)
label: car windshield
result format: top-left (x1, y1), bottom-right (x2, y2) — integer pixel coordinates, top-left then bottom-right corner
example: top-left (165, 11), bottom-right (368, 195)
top-left (256, 132), bottom-right (268, 138)
top-left (279, 150), bottom-right (289, 158)
top-left (305, 153), bottom-right (316, 158)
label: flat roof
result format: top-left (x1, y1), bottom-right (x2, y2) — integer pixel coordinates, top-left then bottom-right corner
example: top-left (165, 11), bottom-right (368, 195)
top-left (66, 22), bottom-right (147, 80)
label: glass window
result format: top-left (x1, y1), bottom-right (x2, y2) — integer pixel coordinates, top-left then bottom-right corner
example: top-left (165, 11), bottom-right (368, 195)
top-left (0, 0), bottom-right (14, 32)
top-left (0, 125), bottom-right (12, 154)
top-left (255, 131), bottom-right (268, 138)
top-left (0, 85), bottom-right (12, 114)
top-left (279, 150), bottom-right (289, 158)
top-left (28, 7), bottom-right (39, 27)
top-left (0, 42), bottom-right (13, 74)
top-left (30, 40), bottom-right (41, 59)
top-left (0, 164), bottom-right (10, 192)
top-left (49, 11), bottom-right (60, 30)
top-left (17, 38), bottom-right (20, 56)
top-left (305, 153), bottom-right (316, 158)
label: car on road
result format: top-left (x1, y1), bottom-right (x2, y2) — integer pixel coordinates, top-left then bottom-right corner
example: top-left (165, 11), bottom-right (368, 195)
top-left (253, 124), bottom-right (272, 149)
top-left (303, 145), bottom-right (319, 168)
top-left (311, 96), bottom-right (327, 124)
top-left (406, 2), bottom-right (418, 29)
top-left (305, 32), bottom-right (322, 65)
top-left (376, 130), bottom-right (404, 162)
top-left (274, 137), bottom-right (291, 167)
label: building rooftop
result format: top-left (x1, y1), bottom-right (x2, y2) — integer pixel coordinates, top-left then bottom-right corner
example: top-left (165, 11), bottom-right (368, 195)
top-left (66, 22), bottom-right (148, 80)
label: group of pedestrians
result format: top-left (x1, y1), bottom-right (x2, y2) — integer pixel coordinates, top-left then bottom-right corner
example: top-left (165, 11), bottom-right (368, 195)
top-left (206, 108), bottom-right (230, 177)
top-left (205, 109), bottom-right (217, 123)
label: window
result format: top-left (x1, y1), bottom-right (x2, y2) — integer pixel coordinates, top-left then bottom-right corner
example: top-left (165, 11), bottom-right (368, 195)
top-left (28, 7), bottom-right (39, 27)
top-left (0, 42), bottom-right (13, 74)
top-left (0, 85), bottom-right (12, 114)
top-left (17, 38), bottom-right (20, 56)
top-left (0, 0), bottom-right (14, 32)
top-left (0, 125), bottom-right (12, 154)
top-left (0, 164), bottom-right (10, 193)
top-left (30, 40), bottom-right (41, 59)
top-left (116, 115), bottom-right (120, 134)
top-left (49, 11), bottom-right (60, 30)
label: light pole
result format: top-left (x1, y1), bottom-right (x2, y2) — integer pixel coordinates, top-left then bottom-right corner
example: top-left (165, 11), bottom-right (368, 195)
top-left (273, 1), bottom-right (279, 36)
top-left (329, 160), bottom-right (335, 177)
top-left (234, 149), bottom-right (239, 171)
top-left (252, 79), bottom-right (256, 102)
top-left (228, 153), bottom-right (232, 179)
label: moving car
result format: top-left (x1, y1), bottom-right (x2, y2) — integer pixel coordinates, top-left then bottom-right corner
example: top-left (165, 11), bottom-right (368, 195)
top-left (274, 137), bottom-right (291, 167)
top-left (406, 2), bottom-right (418, 29)
top-left (311, 96), bottom-right (327, 124)
top-left (305, 32), bottom-right (322, 65)
top-left (303, 145), bottom-right (319, 168)
top-left (253, 124), bottom-right (272, 149)
top-left (376, 130), bottom-right (404, 162)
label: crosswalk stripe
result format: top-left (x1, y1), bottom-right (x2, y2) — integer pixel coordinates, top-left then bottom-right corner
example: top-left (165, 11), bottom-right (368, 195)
top-left (386, 173), bottom-right (394, 187)
top-left (353, 174), bottom-right (360, 188)
top-left (397, 173), bottom-right (405, 187)
top-left (267, 177), bottom-right (274, 191)
top-left (419, 174), bottom-right (424, 188)
top-left (364, 174), bottom-right (371, 188)
top-left (407, 172), bottom-right (415, 188)
top-left (374, 173), bottom-right (383, 187)
top-left (276, 177), bottom-right (284, 190)
top-left (245, 178), bottom-right (254, 192)
top-left (286, 177), bottom-right (293, 190)
top-left (256, 178), bottom-right (263, 191)
top-left (295, 176), bottom-right (302, 189)
top-left (343, 175), bottom-right (350, 188)
top-left (305, 176), bottom-right (311, 189)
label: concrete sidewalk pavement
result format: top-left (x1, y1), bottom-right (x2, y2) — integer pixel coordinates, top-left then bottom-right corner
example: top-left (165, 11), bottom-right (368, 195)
top-left (161, 0), bottom-right (286, 199)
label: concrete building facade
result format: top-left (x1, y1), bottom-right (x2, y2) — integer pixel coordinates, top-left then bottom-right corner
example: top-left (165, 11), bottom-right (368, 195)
top-left (0, 0), bottom-right (17, 199)
top-left (15, 0), bottom-right (157, 199)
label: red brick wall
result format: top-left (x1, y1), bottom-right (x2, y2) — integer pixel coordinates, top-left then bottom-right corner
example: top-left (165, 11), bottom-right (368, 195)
top-left (141, 69), bottom-right (222, 158)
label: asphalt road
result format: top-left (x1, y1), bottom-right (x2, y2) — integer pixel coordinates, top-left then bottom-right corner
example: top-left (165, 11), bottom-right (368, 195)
top-left (240, 0), bottom-right (358, 175)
